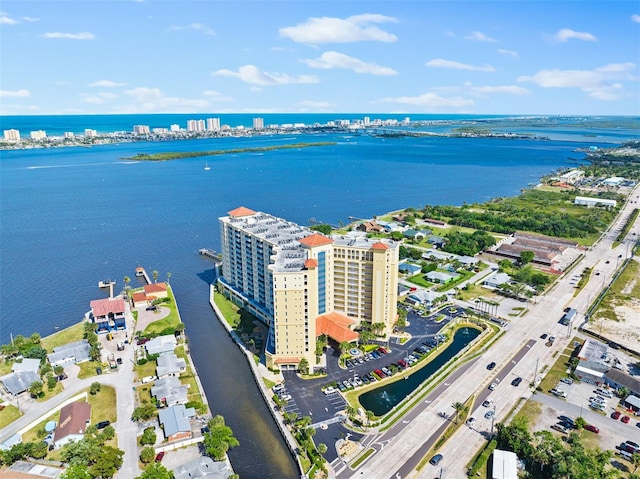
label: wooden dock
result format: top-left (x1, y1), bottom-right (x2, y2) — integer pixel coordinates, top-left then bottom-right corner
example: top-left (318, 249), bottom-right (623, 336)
top-left (199, 248), bottom-right (222, 263)
top-left (135, 266), bottom-right (152, 285)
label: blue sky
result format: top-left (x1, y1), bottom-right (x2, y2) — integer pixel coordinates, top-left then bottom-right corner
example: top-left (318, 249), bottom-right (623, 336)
top-left (1, 1), bottom-right (639, 115)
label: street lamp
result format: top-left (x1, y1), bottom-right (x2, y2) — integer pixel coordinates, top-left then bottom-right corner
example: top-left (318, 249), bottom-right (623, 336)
top-left (490, 405), bottom-right (497, 438)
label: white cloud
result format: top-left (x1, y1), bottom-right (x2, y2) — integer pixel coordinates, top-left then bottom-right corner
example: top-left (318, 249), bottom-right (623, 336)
top-left (518, 62), bottom-right (636, 100)
top-left (0, 89), bottom-right (30, 98)
top-left (464, 31), bottom-right (497, 43)
top-left (377, 92), bottom-right (473, 108)
top-left (202, 90), bottom-right (233, 102)
top-left (632, 14), bottom-right (640, 23)
top-left (298, 100), bottom-right (333, 108)
top-left (168, 23), bottom-right (215, 36)
top-left (497, 49), bottom-right (518, 58)
top-left (279, 13), bottom-right (397, 44)
top-left (1, 12), bottom-right (19, 24)
top-left (212, 65), bottom-right (318, 85)
top-left (89, 80), bottom-right (125, 87)
top-left (118, 87), bottom-right (210, 112)
top-left (426, 58), bottom-right (495, 72)
top-left (302, 51), bottom-right (397, 76)
top-left (469, 85), bottom-right (531, 95)
top-left (42, 32), bottom-right (95, 40)
top-left (22, 16), bottom-right (39, 22)
top-left (552, 28), bottom-right (597, 42)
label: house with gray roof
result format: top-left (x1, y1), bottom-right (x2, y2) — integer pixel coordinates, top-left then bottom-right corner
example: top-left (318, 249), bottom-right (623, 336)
top-left (604, 369), bottom-right (640, 397)
top-left (47, 340), bottom-right (91, 367)
top-left (158, 404), bottom-right (195, 442)
top-left (483, 271), bottom-right (512, 289)
top-left (145, 335), bottom-right (177, 356)
top-left (173, 456), bottom-right (233, 479)
top-left (458, 255), bottom-right (479, 266)
top-left (156, 352), bottom-right (187, 379)
top-left (426, 271), bottom-right (459, 284)
top-left (151, 376), bottom-right (188, 407)
top-left (11, 358), bottom-right (41, 374)
top-left (399, 262), bottom-right (422, 275)
top-left (408, 290), bottom-right (442, 307)
top-left (1, 371), bottom-right (41, 396)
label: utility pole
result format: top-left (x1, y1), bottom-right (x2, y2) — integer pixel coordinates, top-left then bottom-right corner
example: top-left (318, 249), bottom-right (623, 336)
top-left (490, 405), bottom-right (497, 438)
top-left (533, 358), bottom-right (539, 386)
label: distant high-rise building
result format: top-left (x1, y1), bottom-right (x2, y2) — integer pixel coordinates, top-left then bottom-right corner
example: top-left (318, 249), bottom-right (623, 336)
top-left (252, 117), bottom-right (264, 130)
top-left (30, 130), bottom-right (47, 140)
top-left (133, 125), bottom-right (150, 135)
top-left (64, 132), bottom-right (75, 139)
top-left (84, 129), bottom-right (97, 138)
top-left (170, 124), bottom-right (181, 132)
top-left (206, 118), bottom-right (221, 132)
top-left (218, 207), bottom-right (399, 370)
top-left (152, 128), bottom-right (169, 134)
top-left (4, 129), bottom-right (21, 142)
top-left (187, 119), bottom-right (205, 132)
top-left (364, 116), bottom-right (370, 126)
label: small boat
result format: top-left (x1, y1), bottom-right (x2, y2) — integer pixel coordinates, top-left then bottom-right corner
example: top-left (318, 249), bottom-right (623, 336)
top-left (99, 279), bottom-right (114, 288)
top-left (204, 161), bottom-right (211, 171)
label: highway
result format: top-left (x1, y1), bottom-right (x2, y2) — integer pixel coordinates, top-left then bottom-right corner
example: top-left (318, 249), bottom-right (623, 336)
top-left (340, 183), bottom-right (639, 479)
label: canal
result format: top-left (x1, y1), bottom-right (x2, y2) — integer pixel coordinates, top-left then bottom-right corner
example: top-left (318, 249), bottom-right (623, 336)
top-left (359, 327), bottom-right (481, 416)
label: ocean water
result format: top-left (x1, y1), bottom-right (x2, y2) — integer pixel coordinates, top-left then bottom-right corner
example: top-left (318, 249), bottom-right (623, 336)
top-left (0, 115), bottom-right (635, 476)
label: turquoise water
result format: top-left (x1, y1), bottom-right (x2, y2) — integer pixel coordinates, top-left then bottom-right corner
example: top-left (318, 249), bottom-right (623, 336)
top-left (359, 327), bottom-right (481, 416)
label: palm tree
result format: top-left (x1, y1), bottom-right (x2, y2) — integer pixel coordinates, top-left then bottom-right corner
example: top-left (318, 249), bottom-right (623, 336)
top-left (617, 386), bottom-right (630, 400)
top-left (451, 401), bottom-right (467, 424)
top-left (298, 358), bottom-right (309, 375)
top-left (166, 272), bottom-right (171, 284)
top-left (317, 443), bottom-right (328, 455)
top-left (345, 405), bottom-right (358, 420)
top-left (365, 410), bottom-right (375, 427)
top-left (152, 270), bottom-right (159, 283)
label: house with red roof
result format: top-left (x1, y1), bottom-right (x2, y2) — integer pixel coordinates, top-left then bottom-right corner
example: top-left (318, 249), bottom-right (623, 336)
top-left (90, 297), bottom-right (126, 332)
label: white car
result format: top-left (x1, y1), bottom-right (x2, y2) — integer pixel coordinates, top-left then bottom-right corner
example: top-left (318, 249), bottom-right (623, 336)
top-left (280, 394), bottom-right (292, 401)
top-left (489, 383), bottom-right (498, 391)
top-left (482, 398), bottom-right (494, 407)
top-left (550, 388), bottom-right (567, 398)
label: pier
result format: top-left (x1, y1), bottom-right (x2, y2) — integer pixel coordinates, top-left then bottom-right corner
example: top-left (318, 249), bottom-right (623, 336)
top-left (199, 248), bottom-right (222, 263)
top-left (135, 266), bottom-right (152, 285)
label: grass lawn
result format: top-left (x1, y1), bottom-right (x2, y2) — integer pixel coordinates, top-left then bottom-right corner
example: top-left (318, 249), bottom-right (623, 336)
top-left (22, 415), bottom-right (56, 444)
top-left (88, 385), bottom-right (117, 423)
top-left (406, 274), bottom-right (435, 289)
top-left (538, 343), bottom-right (580, 393)
top-left (435, 269), bottom-right (475, 292)
top-left (78, 361), bottom-right (102, 380)
top-left (40, 321), bottom-right (86, 352)
top-left (513, 399), bottom-right (542, 423)
top-left (175, 345), bottom-right (206, 409)
top-left (214, 291), bottom-right (259, 334)
top-left (134, 359), bottom-right (157, 381)
top-left (143, 287), bottom-right (183, 334)
top-left (36, 381), bottom-right (64, 402)
top-left (0, 360), bottom-right (13, 377)
top-left (0, 405), bottom-right (21, 429)
top-left (456, 284), bottom-right (500, 303)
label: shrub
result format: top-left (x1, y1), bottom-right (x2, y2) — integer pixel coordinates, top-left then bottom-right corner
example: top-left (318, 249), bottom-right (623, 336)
top-left (140, 446), bottom-right (155, 464)
top-left (90, 382), bottom-right (101, 395)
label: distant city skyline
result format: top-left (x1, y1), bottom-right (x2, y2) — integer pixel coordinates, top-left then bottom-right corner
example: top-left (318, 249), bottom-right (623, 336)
top-left (1, 1), bottom-right (639, 116)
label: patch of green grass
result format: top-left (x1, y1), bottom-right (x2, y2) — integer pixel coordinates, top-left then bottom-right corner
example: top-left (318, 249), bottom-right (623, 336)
top-left (514, 399), bottom-right (542, 423)
top-left (406, 274), bottom-right (435, 289)
top-left (0, 405), bottom-right (21, 429)
top-left (350, 448), bottom-right (375, 469)
top-left (0, 360), bottom-right (13, 377)
top-left (435, 269), bottom-right (475, 292)
top-left (539, 343), bottom-right (580, 393)
top-left (78, 361), bottom-right (102, 380)
top-left (22, 415), bottom-right (55, 444)
top-left (263, 377), bottom-right (276, 389)
top-left (143, 287), bottom-right (182, 334)
top-left (214, 292), bottom-right (241, 327)
top-left (134, 359), bottom-right (157, 381)
top-left (88, 385), bottom-right (117, 424)
top-left (41, 321), bottom-right (86, 352)
top-left (36, 381), bottom-right (64, 402)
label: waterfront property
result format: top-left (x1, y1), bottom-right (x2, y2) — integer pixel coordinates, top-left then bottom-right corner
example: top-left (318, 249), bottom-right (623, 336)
top-left (90, 297), bottom-right (127, 333)
top-left (218, 207), bottom-right (399, 371)
top-left (158, 404), bottom-right (196, 442)
top-left (47, 340), bottom-right (91, 367)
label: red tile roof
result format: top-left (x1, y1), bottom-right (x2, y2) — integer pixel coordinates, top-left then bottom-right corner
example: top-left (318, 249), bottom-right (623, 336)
top-left (228, 206), bottom-right (256, 217)
top-left (298, 234), bottom-right (333, 247)
top-left (144, 283), bottom-right (167, 294)
top-left (371, 242), bottom-right (389, 250)
top-left (132, 292), bottom-right (147, 303)
top-left (304, 259), bottom-right (318, 269)
top-left (90, 297), bottom-right (125, 317)
top-left (54, 401), bottom-right (91, 443)
top-left (316, 312), bottom-right (359, 343)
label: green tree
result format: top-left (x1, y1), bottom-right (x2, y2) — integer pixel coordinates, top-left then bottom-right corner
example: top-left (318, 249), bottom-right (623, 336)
top-left (29, 380), bottom-right (43, 398)
top-left (298, 358), bottom-right (309, 375)
top-left (88, 445), bottom-right (123, 478)
top-left (339, 341), bottom-right (351, 355)
top-left (101, 425), bottom-right (115, 441)
top-left (519, 250), bottom-right (535, 265)
top-left (166, 272), bottom-right (172, 284)
top-left (139, 427), bottom-right (157, 446)
top-left (46, 373), bottom-right (57, 390)
top-left (136, 463), bottom-right (174, 479)
top-left (365, 410), bottom-right (375, 426)
top-left (132, 403), bottom-right (158, 422)
top-left (309, 224), bottom-right (332, 235)
top-left (317, 443), bottom-right (328, 455)
top-left (203, 415), bottom-right (239, 461)
top-left (574, 416), bottom-right (586, 432)
top-left (54, 365), bottom-right (65, 376)
top-left (390, 231), bottom-right (404, 241)
top-left (451, 401), bottom-right (467, 424)
top-left (90, 382), bottom-right (101, 395)
top-left (139, 446), bottom-right (155, 464)
top-left (152, 270), bottom-right (159, 283)
top-left (617, 386), bottom-right (631, 400)
top-left (59, 464), bottom-right (92, 479)
top-left (632, 453), bottom-right (640, 474)
top-left (89, 344), bottom-right (101, 362)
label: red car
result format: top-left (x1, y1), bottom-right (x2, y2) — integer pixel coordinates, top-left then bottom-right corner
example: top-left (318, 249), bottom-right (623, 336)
top-left (621, 415), bottom-right (630, 424)
top-left (585, 424), bottom-right (599, 433)
top-left (611, 411), bottom-right (621, 420)
top-left (155, 451), bottom-right (165, 463)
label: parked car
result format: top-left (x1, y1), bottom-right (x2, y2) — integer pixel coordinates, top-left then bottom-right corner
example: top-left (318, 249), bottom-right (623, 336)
top-left (550, 388), bottom-right (567, 398)
top-left (611, 411), bottom-right (621, 420)
top-left (96, 420), bottom-right (110, 429)
top-left (155, 451), bottom-right (165, 462)
top-left (466, 417), bottom-right (476, 426)
top-left (595, 388), bottom-right (613, 398)
top-left (482, 398), bottom-right (494, 408)
top-left (323, 387), bottom-right (336, 395)
top-left (585, 424), bottom-right (599, 433)
top-left (623, 441), bottom-right (639, 453)
top-left (621, 415), bottom-right (631, 424)
top-left (551, 423), bottom-right (568, 434)
top-left (487, 362), bottom-right (496, 370)
top-left (484, 410), bottom-right (495, 419)
top-left (489, 383), bottom-right (498, 391)
top-left (540, 333), bottom-right (548, 339)
top-left (429, 454), bottom-right (443, 466)
top-left (280, 394), bottom-right (292, 402)
top-left (560, 378), bottom-right (573, 385)
top-left (511, 377), bottom-right (523, 387)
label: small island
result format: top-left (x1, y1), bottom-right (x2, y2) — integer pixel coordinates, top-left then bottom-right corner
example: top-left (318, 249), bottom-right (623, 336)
top-left (123, 141), bottom-right (336, 161)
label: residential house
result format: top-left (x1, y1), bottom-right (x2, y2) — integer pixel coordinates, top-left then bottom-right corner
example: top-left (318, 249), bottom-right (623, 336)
top-left (425, 271), bottom-right (458, 284)
top-left (11, 358), bottom-right (40, 374)
top-left (173, 456), bottom-right (233, 479)
top-left (408, 290), bottom-right (441, 308)
top-left (156, 352), bottom-right (187, 379)
top-left (158, 404), bottom-right (195, 442)
top-left (427, 236), bottom-right (446, 248)
top-left (145, 335), bottom-right (177, 356)
top-left (132, 291), bottom-right (150, 308)
top-left (483, 272), bottom-right (512, 289)
top-left (357, 220), bottom-right (385, 233)
top-left (144, 282), bottom-right (168, 300)
top-left (1, 371), bottom-right (41, 396)
top-left (90, 297), bottom-right (126, 332)
top-left (151, 376), bottom-right (189, 407)
top-left (620, 395), bottom-right (640, 413)
top-left (53, 401), bottom-right (91, 448)
top-left (399, 262), bottom-right (422, 276)
top-left (47, 340), bottom-right (91, 367)
top-left (0, 461), bottom-right (64, 478)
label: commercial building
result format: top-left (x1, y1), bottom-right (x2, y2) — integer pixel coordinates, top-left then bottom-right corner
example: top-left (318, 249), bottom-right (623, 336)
top-left (574, 196), bottom-right (617, 208)
top-left (187, 119), bottom-right (206, 132)
top-left (207, 117), bottom-right (221, 131)
top-left (252, 117), bottom-right (264, 130)
top-left (84, 129), bottom-right (98, 137)
top-left (4, 129), bottom-right (21, 142)
top-left (218, 207), bottom-right (399, 370)
top-left (30, 130), bottom-right (47, 140)
top-left (133, 125), bottom-right (150, 135)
